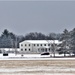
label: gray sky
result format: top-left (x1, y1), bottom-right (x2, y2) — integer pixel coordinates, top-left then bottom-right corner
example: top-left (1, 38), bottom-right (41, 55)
top-left (0, 1), bottom-right (75, 35)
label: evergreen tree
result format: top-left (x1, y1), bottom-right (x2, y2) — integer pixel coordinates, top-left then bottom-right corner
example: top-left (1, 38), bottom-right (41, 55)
top-left (70, 28), bottom-right (75, 54)
top-left (58, 29), bottom-right (71, 56)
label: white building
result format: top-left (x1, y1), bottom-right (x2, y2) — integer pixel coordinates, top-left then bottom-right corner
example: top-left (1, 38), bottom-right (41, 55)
top-left (19, 40), bottom-right (62, 54)
top-left (0, 48), bottom-right (20, 54)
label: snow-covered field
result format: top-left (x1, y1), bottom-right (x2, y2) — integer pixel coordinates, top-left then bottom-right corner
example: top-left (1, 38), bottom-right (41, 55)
top-left (0, 66), bottom-right (75, 75)
top-left (0, 54), bottom-right (75, 75)
top-left (0, 60), bottom-right (75, 75)
top-left (0, 53), bottom-right (75, 61)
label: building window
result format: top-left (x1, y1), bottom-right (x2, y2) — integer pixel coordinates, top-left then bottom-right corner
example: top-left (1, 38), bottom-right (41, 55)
top-left (37, 44), bottom-right (39, 46)
top-left (25, 44), bottom-right (27, 46)
top-left (40, 44), bottom-right (42, 46)
top-left (21, 49), bottom-right (23, 51)
top-left (49, 48), bottom-right (50, 51)
top-left (21, 44), bottom-right (23, 46)
top-left (41, 48), bottom-right (44, 52)
top-left (25, 49), bottom-right (27, 51)
top-left (45, 48), bottom-right (47, 52)
top-left (51, 44), bottom-right (53, 47)
top-left (29, 44), bottom-right (30, 46)
top-left (48, 44), bottom-right (50, 46)
top-left (29, 49), bottom-right (30, 51)
top-left (38, 48), bottom-right (39, 51)
top-left (44, 44), bottom-right (46, 46)
top-left (34, 44), bottom-right (35, 46)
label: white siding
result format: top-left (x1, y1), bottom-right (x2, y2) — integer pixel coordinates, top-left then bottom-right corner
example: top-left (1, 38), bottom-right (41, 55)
top-left (19, 40), bottom-right (62, 54)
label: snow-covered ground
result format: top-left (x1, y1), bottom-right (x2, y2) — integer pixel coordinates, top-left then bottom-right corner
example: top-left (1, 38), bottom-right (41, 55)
top-left (0, 53), bottom-right (75, 60)
top-left (0, 57), bottom-right (75, 75)
top-left (0, 60), bottom-right (75, 75)
top-left (0, 66), bottom-right (75, 72)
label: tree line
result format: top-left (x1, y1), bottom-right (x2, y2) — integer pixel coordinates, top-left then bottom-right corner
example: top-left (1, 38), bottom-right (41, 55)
top-left (0, 29), bottom-right (61, 48)
top-left (0, 28), bottom-right (75, 54)
top-left (56, 28), bottom-right (75, 56)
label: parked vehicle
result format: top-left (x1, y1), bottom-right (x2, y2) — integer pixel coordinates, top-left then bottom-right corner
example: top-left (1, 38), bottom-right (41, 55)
top-left (41, 52), bottom-right (50, 55)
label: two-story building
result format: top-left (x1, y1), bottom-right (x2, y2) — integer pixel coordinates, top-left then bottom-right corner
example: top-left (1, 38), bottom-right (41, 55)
top-left (19, 40), bottom-right (62, 54)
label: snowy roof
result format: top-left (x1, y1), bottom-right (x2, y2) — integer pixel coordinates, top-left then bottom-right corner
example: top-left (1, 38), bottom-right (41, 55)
top-left (20, 40), bottom-right (62, 44)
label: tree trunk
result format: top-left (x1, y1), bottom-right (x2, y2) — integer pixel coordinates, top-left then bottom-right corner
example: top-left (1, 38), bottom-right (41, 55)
top-left (53, 52), bottom-right (55, 57)
top-left (64, 53), bottom-right (66, 57)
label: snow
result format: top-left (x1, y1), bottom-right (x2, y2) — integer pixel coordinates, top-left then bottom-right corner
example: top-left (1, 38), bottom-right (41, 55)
top-left (0, 66), bottom-right (75, 75)
top-left (0, 66), bottom-right (75, 72)
top-left (20, 40), bottom-right (62, 44)
top-left (0, 54), bottom-right (75, 75)
top-left (0, 53), bottom-right (75, 60)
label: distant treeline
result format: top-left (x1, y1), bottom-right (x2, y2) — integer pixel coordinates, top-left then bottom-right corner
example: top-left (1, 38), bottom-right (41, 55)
top-left (0, 28), bottom-right (75, 51)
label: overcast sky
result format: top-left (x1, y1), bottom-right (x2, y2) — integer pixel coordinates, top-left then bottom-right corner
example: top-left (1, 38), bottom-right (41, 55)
top-left (0, 1), bottom-right (75, 35)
